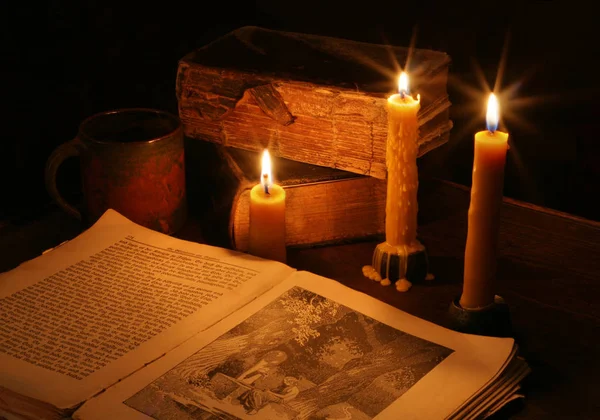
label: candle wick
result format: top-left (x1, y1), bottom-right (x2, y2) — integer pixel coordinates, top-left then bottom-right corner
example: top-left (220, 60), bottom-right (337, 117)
top-left (400, 91), bottom-right (406, 99)
top-left (263, 173), bottom-right (270, 195)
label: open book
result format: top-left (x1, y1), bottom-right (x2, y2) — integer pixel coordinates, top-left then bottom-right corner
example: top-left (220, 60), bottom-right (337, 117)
top-left (0, 210), bottom-right (529, 420)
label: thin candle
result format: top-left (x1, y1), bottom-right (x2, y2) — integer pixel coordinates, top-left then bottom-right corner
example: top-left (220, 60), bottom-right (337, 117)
top-left (460, 93), bottom-right (509, 309)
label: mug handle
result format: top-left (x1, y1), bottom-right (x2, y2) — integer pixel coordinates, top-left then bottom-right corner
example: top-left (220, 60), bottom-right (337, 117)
top-left (44, 139), bottom-right (83, 220)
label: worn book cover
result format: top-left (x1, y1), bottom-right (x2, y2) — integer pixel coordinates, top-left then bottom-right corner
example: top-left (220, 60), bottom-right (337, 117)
top-left (177, 26), bottom-right (453, 179)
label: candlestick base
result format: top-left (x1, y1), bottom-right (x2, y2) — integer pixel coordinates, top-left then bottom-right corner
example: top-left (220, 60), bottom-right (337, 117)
top-left (447, 295), bottom-right (512, 337)
top-left (367, 240), bottom-right (429, 291)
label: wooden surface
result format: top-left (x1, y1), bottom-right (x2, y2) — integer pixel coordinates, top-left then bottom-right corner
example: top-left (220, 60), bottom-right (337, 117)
top-left (1, 178), bottom-right (599, 419)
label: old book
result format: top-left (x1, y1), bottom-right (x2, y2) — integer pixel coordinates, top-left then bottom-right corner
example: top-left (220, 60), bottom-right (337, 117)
top-left (194, 142), bottom-right (387, 251)
top-left (177, 26), bottom-right (453, 179)
top-left (0, 210), bottom-right (529, 420)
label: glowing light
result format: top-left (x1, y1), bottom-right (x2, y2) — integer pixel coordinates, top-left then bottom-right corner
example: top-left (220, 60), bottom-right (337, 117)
top-left (398, 72), bottom-right (409, 95)
top-left (261, 149), bottom-right (272, 193)
top-left (486, 93), bottom-right (499, 133)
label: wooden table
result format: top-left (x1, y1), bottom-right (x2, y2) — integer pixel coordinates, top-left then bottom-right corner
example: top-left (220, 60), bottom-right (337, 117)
top-left (1, 178), bottom-right (598, 419)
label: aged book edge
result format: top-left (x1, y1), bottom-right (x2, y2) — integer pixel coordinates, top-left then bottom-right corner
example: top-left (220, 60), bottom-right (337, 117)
top-left (175, 26), bottom-right (452, 179)
top-left (177, 82), bottom-right (452, 179)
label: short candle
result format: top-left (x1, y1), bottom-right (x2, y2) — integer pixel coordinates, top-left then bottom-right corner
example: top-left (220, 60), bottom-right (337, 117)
top-left (248, 150), bottom-right (287, 263)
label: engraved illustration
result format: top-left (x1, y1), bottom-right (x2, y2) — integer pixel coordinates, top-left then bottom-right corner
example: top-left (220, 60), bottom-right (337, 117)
top-left (125, 287), bottom-right (453, 419)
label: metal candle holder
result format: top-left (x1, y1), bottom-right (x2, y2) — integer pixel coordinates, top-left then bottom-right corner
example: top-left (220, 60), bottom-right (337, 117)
top-left (447, 295), bottom-right (512, 337)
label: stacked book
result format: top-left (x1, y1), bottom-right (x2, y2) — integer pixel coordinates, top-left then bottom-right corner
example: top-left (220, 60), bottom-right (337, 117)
top-left (176, 26), bottom-right (453, 251)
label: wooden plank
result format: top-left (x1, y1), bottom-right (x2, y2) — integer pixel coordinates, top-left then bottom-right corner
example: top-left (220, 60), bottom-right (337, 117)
top-left (417, 178), bottom-right (600, 279)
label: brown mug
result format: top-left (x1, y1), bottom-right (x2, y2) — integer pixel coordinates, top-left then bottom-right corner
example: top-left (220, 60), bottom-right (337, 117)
top-left (45, 108), bottom-right (187, 234)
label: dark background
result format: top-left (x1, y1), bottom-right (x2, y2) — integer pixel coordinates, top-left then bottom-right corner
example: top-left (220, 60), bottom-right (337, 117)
top-left (3, 0), bottom-right (599, 223)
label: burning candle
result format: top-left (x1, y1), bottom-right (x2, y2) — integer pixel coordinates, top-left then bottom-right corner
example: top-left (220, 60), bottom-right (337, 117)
top-left (248, 149), bottom-right (286, 263)
top-left (385, 72), bottom-right (421, 248)
top-left (460, 93), bottom-right (509, 309)
top-left (363, 72), bottom-right (428, 292)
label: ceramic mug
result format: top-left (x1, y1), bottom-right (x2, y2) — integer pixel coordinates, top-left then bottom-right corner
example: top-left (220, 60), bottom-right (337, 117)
top-left (45, 108), bottom-right (187, 234)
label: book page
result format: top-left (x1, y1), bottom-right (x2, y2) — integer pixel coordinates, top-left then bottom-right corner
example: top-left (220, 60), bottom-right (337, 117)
top-left (74, 270), bottom-right (515, 420)
top-left (0, 210), bottom-right (295, 411)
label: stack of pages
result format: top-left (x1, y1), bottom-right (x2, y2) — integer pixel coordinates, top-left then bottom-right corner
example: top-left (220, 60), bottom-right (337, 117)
top-left (0, 210), bottom-right (529, 419)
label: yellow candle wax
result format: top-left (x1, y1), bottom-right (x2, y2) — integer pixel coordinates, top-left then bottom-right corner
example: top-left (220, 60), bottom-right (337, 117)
top-left (461, 93), bottom-right (509, 309)
top-left (248, 150), bottom-right (287, 263)
top-left (385, 72), bottom-right (421, 248)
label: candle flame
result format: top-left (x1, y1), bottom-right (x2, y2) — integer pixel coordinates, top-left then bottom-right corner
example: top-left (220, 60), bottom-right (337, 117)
top-left (486, 93), bottom-right (499, 133)
top-left (261, 149), bottom-right (272, 189)
top-left (398, 72), bottom-right (409, 95)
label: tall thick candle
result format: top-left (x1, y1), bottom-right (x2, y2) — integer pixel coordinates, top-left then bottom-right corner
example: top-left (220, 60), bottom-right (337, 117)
top-left (248, 150), bottom-right (287, 263)
top-left (364, 72), bottom-right (429, 292)
top-left (386, 72), bottom-right (421, 248)
top-left (460, 93), bottom-right (509, 309)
